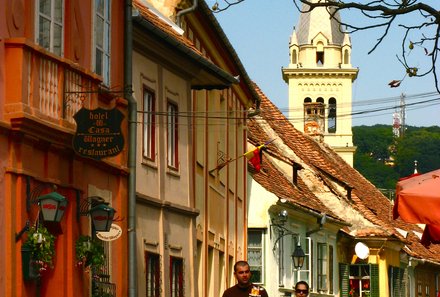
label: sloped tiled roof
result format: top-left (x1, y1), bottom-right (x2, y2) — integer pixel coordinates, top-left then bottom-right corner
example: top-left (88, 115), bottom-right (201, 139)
top-left (296, 0), bottom-right (345, 45)
top-left (248, 82), bottom-right (440, 263)
top-left (251, 145), bottom-right (345, 224)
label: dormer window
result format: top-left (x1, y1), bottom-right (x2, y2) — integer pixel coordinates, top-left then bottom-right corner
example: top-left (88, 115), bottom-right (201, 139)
top-left (344, 49), bottom-right (350, 64)
top-left (316, 51), bottom-right (324, 65)
top-left (316, 42), bottom-right (324, 66)
top-left (292, 49), bottom-right (297, 64)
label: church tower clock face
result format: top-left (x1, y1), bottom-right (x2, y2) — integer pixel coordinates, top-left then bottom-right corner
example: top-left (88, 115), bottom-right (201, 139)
top-left (282, 0), bottom-right (358, 166)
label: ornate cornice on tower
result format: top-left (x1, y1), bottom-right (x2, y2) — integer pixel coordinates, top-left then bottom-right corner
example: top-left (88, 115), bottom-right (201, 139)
top-left (283, 0), bottom-right (358, 166)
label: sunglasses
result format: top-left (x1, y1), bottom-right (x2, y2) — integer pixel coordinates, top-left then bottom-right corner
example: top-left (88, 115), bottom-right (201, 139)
top-left (296, 289), bottom-right (309, 295)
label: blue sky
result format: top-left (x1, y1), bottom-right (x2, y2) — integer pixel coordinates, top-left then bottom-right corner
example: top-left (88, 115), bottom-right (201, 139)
top-left (210, 0), bottom-right (440, 127)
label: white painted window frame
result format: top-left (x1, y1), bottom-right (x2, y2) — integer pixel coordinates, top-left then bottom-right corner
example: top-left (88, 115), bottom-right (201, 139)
top-left (93, 0), bottom-right (111, 85)
top-left (35, 0), bottom-right (64, 56)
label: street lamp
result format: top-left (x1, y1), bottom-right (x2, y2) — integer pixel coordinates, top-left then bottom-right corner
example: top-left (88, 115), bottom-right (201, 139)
top-left (271, 210), bottom-right (306, 286)
top-left (292, 243), bottom-right (306, 269)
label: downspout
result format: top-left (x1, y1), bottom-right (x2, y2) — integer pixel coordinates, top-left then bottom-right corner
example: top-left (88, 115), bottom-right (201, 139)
top-left (247, 97), bottom-right (261, 118)
top-left (176, 0), bottom-right (198, 27)
top-left (125, 0), bottom-right (137, 296)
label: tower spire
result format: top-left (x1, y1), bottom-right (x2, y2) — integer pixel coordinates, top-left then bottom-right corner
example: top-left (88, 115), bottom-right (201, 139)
top-left (282, 1), bottom-right (359, 166)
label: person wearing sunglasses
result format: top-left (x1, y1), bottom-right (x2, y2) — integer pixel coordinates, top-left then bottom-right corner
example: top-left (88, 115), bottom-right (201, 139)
top-left (295, 281), bottom-right (309, 296)
top-left (222, 261), bottom-right (269, 297)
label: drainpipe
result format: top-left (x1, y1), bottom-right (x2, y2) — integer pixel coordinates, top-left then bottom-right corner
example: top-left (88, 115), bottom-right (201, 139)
top-left (125, 0), bottom-right (137, 296)
top-left (176, 0), bottom-right (198, 27)
top-left (247, 96), bottom-right (261, 118)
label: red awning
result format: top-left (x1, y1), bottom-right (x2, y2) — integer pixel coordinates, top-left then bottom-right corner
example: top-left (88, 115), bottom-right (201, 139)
top-left (393, 169), bottom-right (440, 224)
top-left (393, 169), bottom-right (440, 246)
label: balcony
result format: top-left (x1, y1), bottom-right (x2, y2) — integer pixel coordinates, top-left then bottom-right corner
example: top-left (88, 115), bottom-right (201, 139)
top-left (3, 38), bottom-right (103, 134)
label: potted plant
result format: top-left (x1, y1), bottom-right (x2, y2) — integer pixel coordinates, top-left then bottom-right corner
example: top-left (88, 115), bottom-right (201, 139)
top-left (75, 235), bottom-right (106, 271)
top-left (22, 225), bottom-right (56, 279)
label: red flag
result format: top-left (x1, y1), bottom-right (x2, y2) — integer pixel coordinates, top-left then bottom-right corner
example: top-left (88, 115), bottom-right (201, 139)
top-left (248, 149), bottom-right (261, 172)
top-left (244, 145), bottom-right (264, 172)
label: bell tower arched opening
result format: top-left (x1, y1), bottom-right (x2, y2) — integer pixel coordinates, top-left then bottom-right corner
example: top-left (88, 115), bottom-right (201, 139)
top-left (328, 97), bottom-right (337, 133)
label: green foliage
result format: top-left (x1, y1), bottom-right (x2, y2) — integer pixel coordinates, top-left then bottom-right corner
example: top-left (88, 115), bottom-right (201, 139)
top-left (353, 125), bottom-right (440, 189)
top-left (394, 128), bottom-right (440, 176)
top-left (24, 225), bottom-right (56, 273)
top-left (353, 125), bottom-right (394, 161)
top-left (354, 152), bottom-right (399, 189)
top-left (75, 235), bottom-right (106, 270)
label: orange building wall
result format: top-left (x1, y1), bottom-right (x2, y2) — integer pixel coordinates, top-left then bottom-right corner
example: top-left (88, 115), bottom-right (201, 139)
top-left (0, 0), bottom-right (128, 296)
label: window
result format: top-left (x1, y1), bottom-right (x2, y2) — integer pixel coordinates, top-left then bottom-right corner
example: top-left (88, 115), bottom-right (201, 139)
top-left (328, 98), bottom-right (336, 133)
top-left (292, 49), bottom-right (297, 64)
top-left (248, 229), bottom-right (264, 283)
top-left (146, 252), bottom-right (161, 297)
top-left (347, 264), bottom-right (379, 297)
top-left (317, 243), bottom-right (328, 291)
top-left (36, 0), bottom-right (63, 55)
top-left (170, 257), bottom-right (184, 297)
top-left (344, 49), bottom-right (350, 64)
top-left (167, 102), bottom-right (178, 169)
top-left (94, 0), bottom-right (111, 85)
top-left (304, 97), bottom-right (312, 115)
top-left (297, 238), bottom-right (311, 289)
top-left (143, 88), bottom-right (155, 160)
top-left (316, 42), bottom-right (324, 65)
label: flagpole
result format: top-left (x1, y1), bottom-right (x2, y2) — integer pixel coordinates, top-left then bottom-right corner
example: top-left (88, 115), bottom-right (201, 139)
top-left (208, 139), bottom-right (275, 173)
top-left (209, 154), bottom-right (246, 174)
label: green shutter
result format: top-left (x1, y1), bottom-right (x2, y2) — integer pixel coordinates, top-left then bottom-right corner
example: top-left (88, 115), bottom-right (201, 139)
top-left (394, 267), bottom-right (401, 297)
top-left (339, 263), bottom-right (350, 297)
top-left (399, 267), bottom-right (406, 297)
top-left (370, 264), bottom-right (379, 297)
top-left (389, 266), bottom-right (405, 297)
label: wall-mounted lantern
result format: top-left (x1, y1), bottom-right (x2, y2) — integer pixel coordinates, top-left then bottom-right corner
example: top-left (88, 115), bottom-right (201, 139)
top-left (16, 180), bottom-right (67, 242)
top-left (292, 243), bottom-right (306, 269)
top-left (78, 196), bottom-right (116, 232)
top-left (38, 192), bottom-right (68, 222)
top-left (89, 204), bottom-right (116, 232)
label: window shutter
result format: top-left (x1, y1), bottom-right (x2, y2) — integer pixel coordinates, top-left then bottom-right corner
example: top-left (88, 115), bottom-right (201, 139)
top-left (389, 266), bottom-right (405, 297)
top-left (339, 263), bottom-right (350, 297)
top-left (370, 264), bottom-right (379, 297)
top-left (401, 268), bottom-right (408, 297)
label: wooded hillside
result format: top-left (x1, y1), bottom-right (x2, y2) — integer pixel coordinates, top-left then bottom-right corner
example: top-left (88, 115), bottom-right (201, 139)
top-left (353, 125), bottom-right (440, 191)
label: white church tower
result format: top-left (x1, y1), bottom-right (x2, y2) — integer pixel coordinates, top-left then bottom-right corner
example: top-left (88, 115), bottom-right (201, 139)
top-left (282, 0), bottom-right (358, 166)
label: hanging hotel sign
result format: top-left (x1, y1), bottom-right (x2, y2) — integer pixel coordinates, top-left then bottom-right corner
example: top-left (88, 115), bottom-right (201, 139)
top-left (73, 107), bottom-right (124, 160)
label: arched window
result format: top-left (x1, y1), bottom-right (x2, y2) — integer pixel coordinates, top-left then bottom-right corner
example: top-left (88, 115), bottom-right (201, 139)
top-left (316, 42), bottom-right (324, 65)
top-left (328, 97), bottom-right (336, 133)
top-left (316, 97), bottom-right (325, 116)
top-left (304, 97), bottom-right (312, 114)
top-left (292, 49), bottom-right (297, 64)
top-left (344, 49), bottom-right (349, 64)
